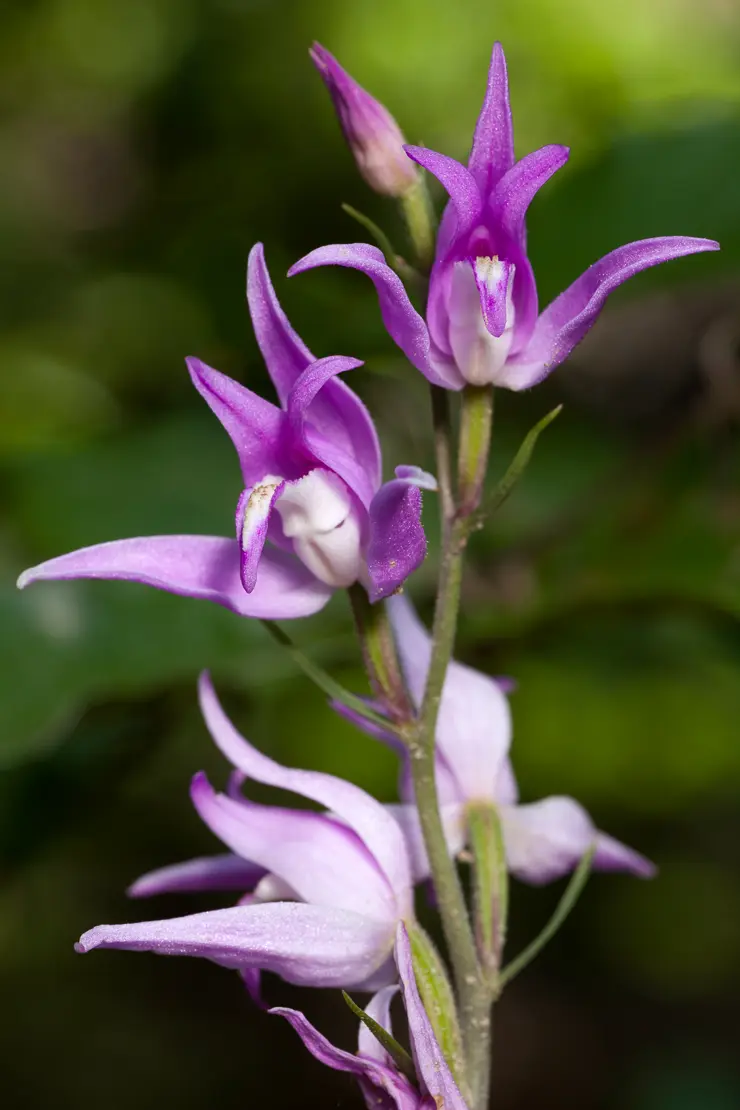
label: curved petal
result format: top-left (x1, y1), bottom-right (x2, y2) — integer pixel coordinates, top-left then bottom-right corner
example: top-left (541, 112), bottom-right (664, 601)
top-left (387, 595), bottom-right (512, 802)
top-left (386, 803), bottom-right (466, 883)
top-left (404, 147), bottom-right (483, 251)
top-left (490, 144), bottom-right (570, 245)
top-left (17, 536), bottom-right (333, 620)
top-left (504, 236), bottom-right (720, 390)
top-left (271, 1006), bottom-right (418, 1110)
top-left (287, 355), bottom-right (377, 506)
top-left (394, 924), bottom-right (468, 1109)
top-left (128, 854), bottom-right (266, 898)
top-left (191, 773), bottom-right (395, 921)
top-left (249, 244), bottom-right (382, 490)
top-left (76, 902), bottom-right (393, 988)
top-left (468, 42), bottom-right (515, 192)
top-left (366, 479), bottom-right (426, 603)
top-left (198, 673), bottom-right (412, 908)
top-left (289, 243), bottom-right (462, 390)
top-left (235, 480), bottom-right (285, 593)
top-left (186, 357), bottom-right (288, 487)
top-left (359, 985), bottom-right (399, 1063)
top-left (500, 796), bottom-right (655, 885)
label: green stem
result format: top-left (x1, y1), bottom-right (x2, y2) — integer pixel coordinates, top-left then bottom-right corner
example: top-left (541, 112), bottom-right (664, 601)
top-left (458, 385), bottom-right (494, 515)
top-left (347, 584), bottom-right (413, 720)
top-left (400, 175), bottom-right (436, 271)
top-left (260, 620), bottom-right (400, 734)
top-left (409, 514), bottom-right (491, 1109)
top-left (430, 385), bottom-right (456, 532)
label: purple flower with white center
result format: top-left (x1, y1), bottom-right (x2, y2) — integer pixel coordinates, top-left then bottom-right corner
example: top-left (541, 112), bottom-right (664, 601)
top-left (273, 923), bottom-right (469, 1110)
top-left (75, 672), bottom-right (414, 991)
top-left (17, 245), bottom-right (432, 612)
top-left (289, 43), bottom-right (719, 391)
top-left (341, 596), bottom-right (655, 885)
top-left (311, 42), bottom-right (419, 199)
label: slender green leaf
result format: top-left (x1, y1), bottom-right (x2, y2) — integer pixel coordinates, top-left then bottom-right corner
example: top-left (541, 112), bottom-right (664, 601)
top-left (486, 404), bottom-right (563, 516)
top-left (260, 620), bottom-right (400, 734)
top-left (500, 844), bottom-right (596, 987)
top-left (342, 992), bottom-right (416, 1082)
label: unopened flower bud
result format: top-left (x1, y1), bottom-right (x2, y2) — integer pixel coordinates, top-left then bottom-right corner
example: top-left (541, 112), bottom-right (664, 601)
top-left (310, 42), bottom-right (418, 198)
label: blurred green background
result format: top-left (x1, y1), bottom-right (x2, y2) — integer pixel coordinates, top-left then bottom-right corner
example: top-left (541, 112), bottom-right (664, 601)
top-left (2, 0), bottom-right (740, 1106)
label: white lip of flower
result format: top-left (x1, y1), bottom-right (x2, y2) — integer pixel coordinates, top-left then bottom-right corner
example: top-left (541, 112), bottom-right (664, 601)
top-left (447, 256), bottom-right (516, 386)
top-left (259, 469), bottom-right (363, 589)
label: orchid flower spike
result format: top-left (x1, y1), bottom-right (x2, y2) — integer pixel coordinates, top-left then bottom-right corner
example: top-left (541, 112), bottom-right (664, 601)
top-left (311, 43), bottom-right (419, 198)
top-left (75, 673), bottom-right (414, 992)
top-left (17, 245), bottom-right (433, 614)
top-left (342, 596), bottom-right (655, 885)
top-left (273, 923), bottom-right (469, 1110)
top-left (290, 42), bottom-right (719, 390)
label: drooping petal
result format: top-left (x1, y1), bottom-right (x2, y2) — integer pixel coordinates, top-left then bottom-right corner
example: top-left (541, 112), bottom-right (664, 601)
top-left (76, 902), bottom-right (395, 988)
top-left (248, 244), bottom-right (382, 490)
top-left (503, 236), bottom-right (720, 390)
top-left (366, 477), bottom-right (426, 603)
top-left (17, 537), bottom-right (333, 620)
top-left (394, 924), bottom-right (469, 1110)
top-left (198, 673), bottom-right (412, 908)
top-left (358, 985), bottom-right (399, 1064)
top-left (190, 773), bottom-right (396, 921)
top-left (387, 595), bottom-right (512, 802)
top-left (404, 147), bottom-right (483, 250)
top-left (271, 1006), bottom-right (418, 1110)
top-left (499, 796), bottom-right (655, 885)
top-left (490, 144), bottom-right (570, 245)
top-left (472, 256), bottom-right (515, 339)
top-left (235, 480), bottom-right (285, 593)
top-left (186, 357), bottom-right (288, 487)
top-left (468, 42), bottom-right (515, 192)
top-left (128, 854), bottom-right (266, 898)
top-left (386, 804), bottom-right (466, 883)
top-left (289, 243), bottom-right (463, 390)
top-left (287, 354), bottom-right (377, 506)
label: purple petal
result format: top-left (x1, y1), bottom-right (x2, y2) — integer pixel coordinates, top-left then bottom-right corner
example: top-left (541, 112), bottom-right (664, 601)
top-left (241, 967), bottom-right (264, 1007)
top-left (500, 796), bottom-right (655, 885)
top-left (186, 356), bottom-right (288, 487)
top-left (17, 536), bottom-right (333, 619)
top-left (190, 773), bottom-right (396, 921)
top-left (394, 924), bottom-right (468, 1109)
top-left (386, 804), bottom-right (466, 883)
top-left (490, 144), bottom-right (570, 245)
top-left (248, 244), bottom-right (382, 490)
top-left (359, 985), bottom-right (399, 1063)
top-left (387, 595), bottom-right (512, 801)
top-left (393, 465), bottom-right (437, 490)
top-left (198, 673), bottom-right (412, 907)
top-left (404, 147), bottom-right (483, 249)
top-left (366, 479), bottom-right (427, 603)
top-left (472, 256), bottom-right (515, 338)
top-left (271, 1006), bottom-right (418, 1110)
top-left (468, 42), bottom-right (515, 192)
top-left (505, 236), bottom-right (721, 390)
top-left (235, 481), bottom-right (285, 593)
top-left (287, 354), bottom-right (377, 507)
top-left (76, 902), bottom-right (394, 988)
top-left (128, 854), bottom-right (266, 898)
top-left (289, 243), bottom-right (462, 390)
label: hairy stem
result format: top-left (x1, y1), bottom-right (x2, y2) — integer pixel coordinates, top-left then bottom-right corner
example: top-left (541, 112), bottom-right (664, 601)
top-left (410, 516), bottom-right (492, 1109)
top-left (347, 583), bottom-right (413, 720)
top-left (400, 175), bottom-right (436, 271)
top-left (458, 385), bottom-right (494, 515)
